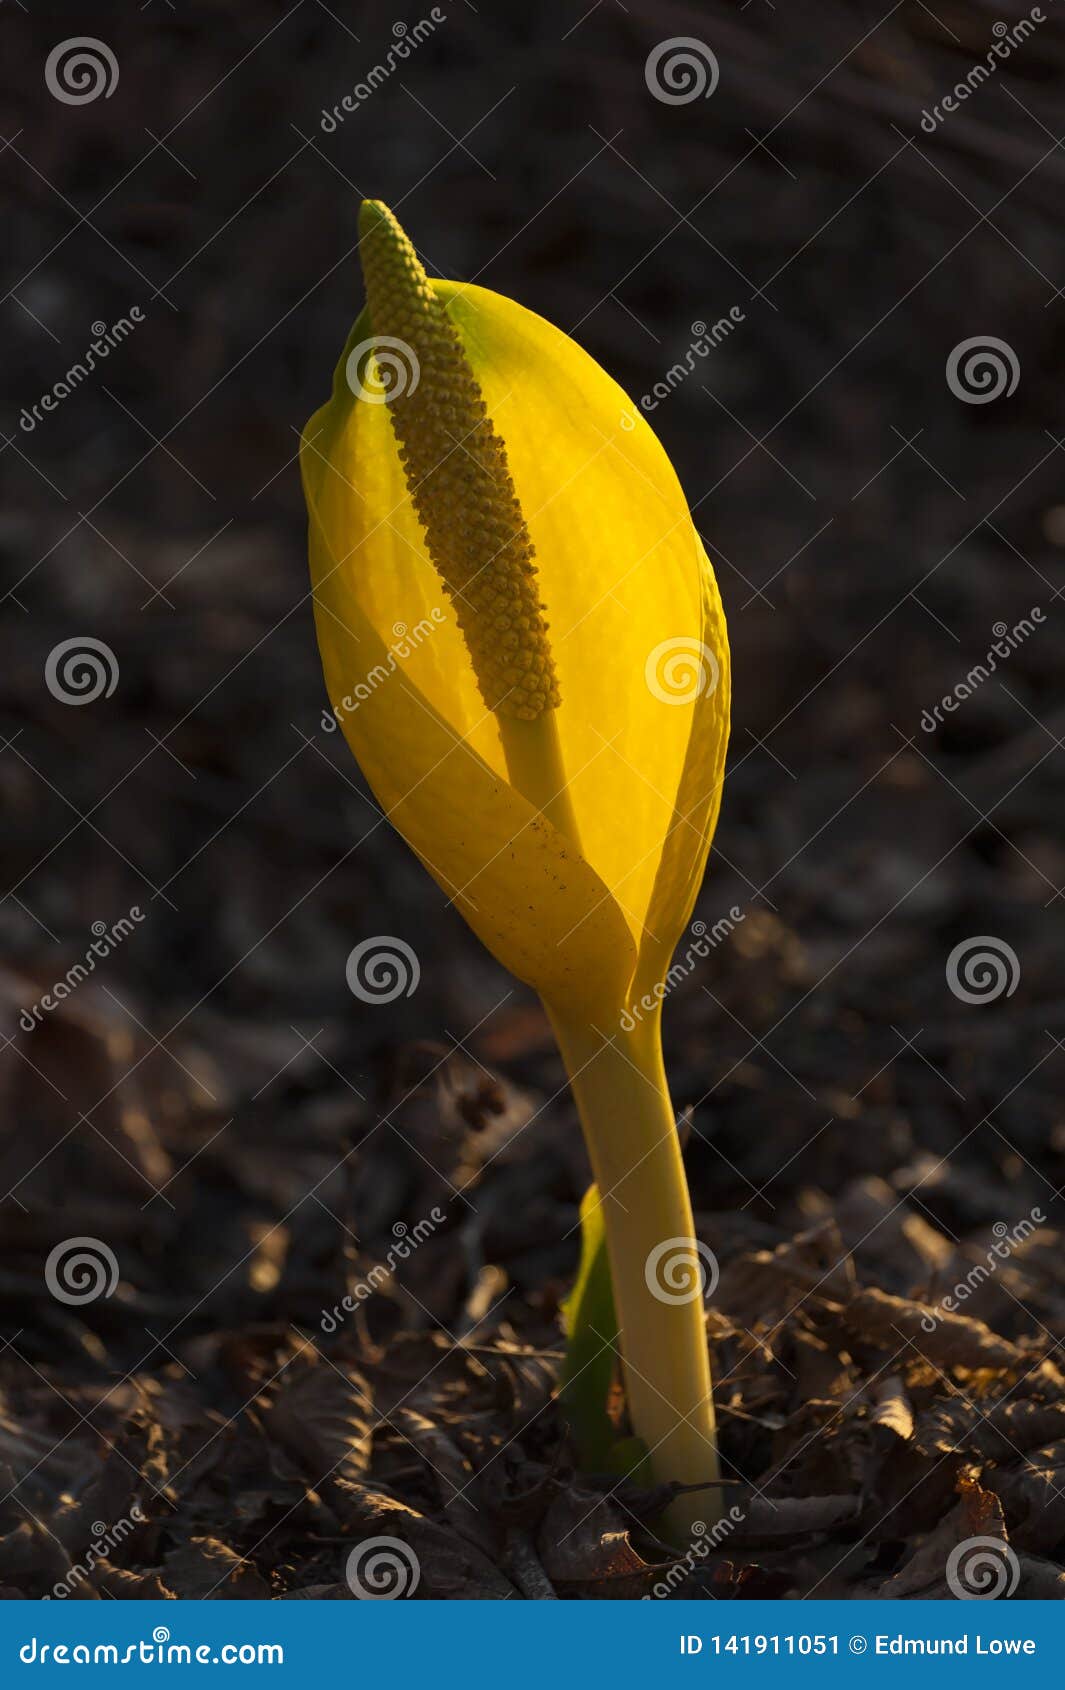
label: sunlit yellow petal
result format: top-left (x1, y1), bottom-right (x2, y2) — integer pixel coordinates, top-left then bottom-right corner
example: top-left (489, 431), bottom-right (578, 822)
top-left (441, 281), bottom-right (727, 956)
top-left (303, 437), bottom-right (637, 1017)
top-left (302, 310), bottom-right (501, 768)
top-left (636, 538), bottom-right (730, 996)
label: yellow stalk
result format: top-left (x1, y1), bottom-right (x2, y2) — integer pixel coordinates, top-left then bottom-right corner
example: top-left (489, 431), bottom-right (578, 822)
top-left (498, 713), bottom-right (581, 842)
top-left (550, 1004), bottom-right (721, 1542)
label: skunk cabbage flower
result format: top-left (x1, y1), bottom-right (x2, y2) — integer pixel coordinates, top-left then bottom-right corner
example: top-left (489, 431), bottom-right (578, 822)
top-left (301, 202), bottom-right (730, 1537)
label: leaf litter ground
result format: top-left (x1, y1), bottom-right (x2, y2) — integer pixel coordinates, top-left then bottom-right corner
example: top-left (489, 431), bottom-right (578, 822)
top-left (2, 0), bottom-right (1065, 1601)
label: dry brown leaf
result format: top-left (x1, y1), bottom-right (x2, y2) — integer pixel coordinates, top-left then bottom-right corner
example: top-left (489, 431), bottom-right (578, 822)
top-left (164, 1538), bottom-right (270, 1599)
top-left (735, 1494), bottom-right (862, 1540)
top-left (846, 1287), bottom-right (1026, 1368)
top-left (536, 1489), bottom-right (654, 1595)
top-left (261, 1357), bottom-right (373, 1486)
top-left (879, 1471), bottom-right (1008, 1598)
top-left (986, 1441), bottom-right (1065, 1555)
top-left (870, 1374), bottom-right (914, 1441)
top-left (91, 1565), bottom-right (175, 1600)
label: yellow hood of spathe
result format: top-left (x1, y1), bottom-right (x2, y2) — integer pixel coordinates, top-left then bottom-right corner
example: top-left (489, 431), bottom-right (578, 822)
top-left (301, 275), bottom-right (730, 1018)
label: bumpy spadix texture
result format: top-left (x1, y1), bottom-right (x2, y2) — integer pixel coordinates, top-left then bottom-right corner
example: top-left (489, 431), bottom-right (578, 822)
top-left (301, 201), bottom-right (730, 1017)
top-left (359, 201), bottom-right (558, 721)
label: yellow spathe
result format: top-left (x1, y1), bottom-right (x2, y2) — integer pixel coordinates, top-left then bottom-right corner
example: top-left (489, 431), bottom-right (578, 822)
top-left (301, 242), bottom-right (729, 1026)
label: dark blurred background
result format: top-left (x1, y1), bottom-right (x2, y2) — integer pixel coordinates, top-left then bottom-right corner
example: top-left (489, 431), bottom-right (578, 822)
top-left (1, 0), bottom-right (1064, 1598)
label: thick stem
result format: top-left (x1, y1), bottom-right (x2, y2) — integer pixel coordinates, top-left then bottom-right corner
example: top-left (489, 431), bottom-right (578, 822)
top-left (498, 694), bottom-right (718, 1539)
top-left (549, 1007), bottom-right (721, 1543)
top-left (499, 710), bottom-right (580, 842)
